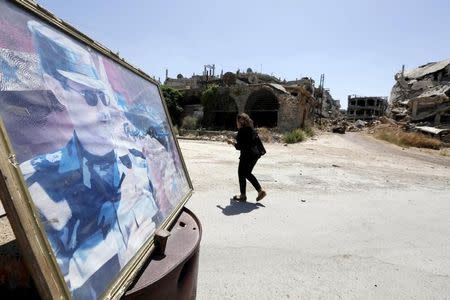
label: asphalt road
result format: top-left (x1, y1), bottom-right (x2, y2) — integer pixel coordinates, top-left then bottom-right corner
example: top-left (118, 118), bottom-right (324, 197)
top-left (181, 132), bottom-right (450, 300)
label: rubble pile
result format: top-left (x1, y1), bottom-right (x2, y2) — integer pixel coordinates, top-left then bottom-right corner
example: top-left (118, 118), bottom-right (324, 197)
top-left (177, 129), bottom-right (284, 143)
top-left (328, 116), bottom-right (400, 135)
top-left (178, 129), bottom-right (234, 142)
top-left (327, 118), bottom-right (369, 134)
top-left (315, 89), bottom-right (341, 119)
top-left (389, 59), bottom-right (450, 126)
top-left (368, 117), bottom-right (449, 145)
top-left (315, 118), bottom-right (340, 132)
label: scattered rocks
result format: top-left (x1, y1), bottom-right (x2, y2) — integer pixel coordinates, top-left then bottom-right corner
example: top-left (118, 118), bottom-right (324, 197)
top-left (355, 120), bottom-right (367, 128)
top-left (178, 128), bottom-right (285, 143)
top-left (332, 126), bottom-right (346, 134)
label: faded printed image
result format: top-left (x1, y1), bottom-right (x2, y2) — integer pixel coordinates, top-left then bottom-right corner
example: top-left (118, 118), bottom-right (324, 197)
top-left (0, 1), bottom-right (190, 299)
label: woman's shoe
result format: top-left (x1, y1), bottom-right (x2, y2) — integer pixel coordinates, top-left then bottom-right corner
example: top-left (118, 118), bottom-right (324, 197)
top-left (256, 190), bottom-right (266, 201)
top-left (232, 195), bottom-right (247, 202)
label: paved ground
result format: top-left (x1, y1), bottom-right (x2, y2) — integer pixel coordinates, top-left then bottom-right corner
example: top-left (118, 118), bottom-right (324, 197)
top-left (180, 132), bottom-right (450, 300)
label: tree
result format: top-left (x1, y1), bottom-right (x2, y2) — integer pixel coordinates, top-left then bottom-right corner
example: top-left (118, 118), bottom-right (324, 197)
top-left (200, 84), bottom-right (220, 127)
top-left (161, 85), bottom-right (183, 125)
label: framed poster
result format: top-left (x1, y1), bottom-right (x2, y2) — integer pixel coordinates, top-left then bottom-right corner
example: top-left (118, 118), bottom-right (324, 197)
top-left (0, 0), bottom-right (193, 299)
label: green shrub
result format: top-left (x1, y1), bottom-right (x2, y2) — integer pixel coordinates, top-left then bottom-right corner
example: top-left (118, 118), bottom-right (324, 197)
top-left (283, 129), bottom-right (306, 144)
top-left (200, 84), bottom-right (220, 107)
top-left (161, 85), bottom-right (183, 125)
top-left (181, 116), bottom-right (198, 130)
top-left (200, 84), bottom-right (220, 127)
top-left (303, 126), bottom-right (315, 137)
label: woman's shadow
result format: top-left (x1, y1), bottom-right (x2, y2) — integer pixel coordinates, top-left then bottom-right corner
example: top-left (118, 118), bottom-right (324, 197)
top-left (217, 199), bottom-right (265, 216)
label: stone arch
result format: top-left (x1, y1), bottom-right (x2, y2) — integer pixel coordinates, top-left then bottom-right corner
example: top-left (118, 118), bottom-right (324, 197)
top-left (184, 94), bottom-right (201, 105)
top-left (206, 93), bottom-right (238, 130)
top-left (212, 94), bottom-right (238, 130)
top-left (245, 87), bottom-right (280, 128)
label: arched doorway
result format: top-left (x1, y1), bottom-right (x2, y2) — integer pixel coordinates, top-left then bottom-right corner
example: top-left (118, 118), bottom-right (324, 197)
top-left (201, 89), bottom-right (238, 130)
top-left (210, 94), bottom-right (238, 130)
top-left (245, 88), bottom-right (279, 128)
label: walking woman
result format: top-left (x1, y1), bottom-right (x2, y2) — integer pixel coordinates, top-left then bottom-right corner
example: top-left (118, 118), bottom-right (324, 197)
top-left (227, 113), bottom-right (267, 202)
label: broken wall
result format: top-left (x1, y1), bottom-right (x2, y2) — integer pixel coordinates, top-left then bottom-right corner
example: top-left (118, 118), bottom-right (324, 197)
top-left (389, 59), bottom-right (450, 125)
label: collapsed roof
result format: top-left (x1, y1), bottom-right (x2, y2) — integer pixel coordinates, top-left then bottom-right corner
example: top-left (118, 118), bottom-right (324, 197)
top-left (390, 59), bottom-right (450, 125)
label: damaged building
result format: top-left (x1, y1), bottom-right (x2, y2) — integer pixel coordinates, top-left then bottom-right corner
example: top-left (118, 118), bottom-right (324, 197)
top-left (347, 95), bottom-right (388, 120)
top-left (389, 59), bottom-right (450, 142)
top-left (316, 89), bottom-right (341, 119)
top-left (390, 59), bottom-right (450, 125)
top-left (164, 66), bottom-right (338, 131)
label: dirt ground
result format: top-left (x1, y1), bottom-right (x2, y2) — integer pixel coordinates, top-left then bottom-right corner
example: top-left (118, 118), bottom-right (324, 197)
top-left (181, 132), bottom-right (450, 300)
top-left (0, 132), bottom-right (449, 299)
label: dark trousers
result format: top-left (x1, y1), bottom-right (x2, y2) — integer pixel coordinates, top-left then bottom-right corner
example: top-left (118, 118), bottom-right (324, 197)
top-left (238, 156), bottom-right (261, 195)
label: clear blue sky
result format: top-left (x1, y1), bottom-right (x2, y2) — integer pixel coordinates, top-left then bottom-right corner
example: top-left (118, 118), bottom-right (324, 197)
top-left (37, 0), bottom-right (450, 108)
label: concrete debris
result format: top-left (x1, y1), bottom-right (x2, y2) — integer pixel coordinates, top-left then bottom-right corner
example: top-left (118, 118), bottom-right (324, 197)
top-left (327, 116), bottom-right (402, 135)
top-left (403, 59), bottom-right (450, 80)
top-left (177, 129), bottom-right (284, 143)
top-left (415, 126), bottom-right (447, 135)
top-left (379, 116), bottom-right (397, 125)
top-left (390, 59), bottom-right (450, 126)
top-left (332, 126), bottom-right (346, 134)
top-left (415, 126), bottom-right (450, 143)
top-left (315, 89), bottom-right (341, 119)
top-left (354, 120), bottom-right (368, 128)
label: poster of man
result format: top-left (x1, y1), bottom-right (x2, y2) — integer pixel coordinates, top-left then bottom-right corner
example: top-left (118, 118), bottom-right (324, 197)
top-left (0, 1), bottom-right (191, 299)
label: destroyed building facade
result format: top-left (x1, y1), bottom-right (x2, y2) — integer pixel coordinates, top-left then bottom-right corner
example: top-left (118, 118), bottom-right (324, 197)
top-left (317, 89), bottom-right (341, 119)
top-left (165, 67), bottom-right (340, 131)
top-left (347, 95), bottom-right (388, 120)
top-left (390, 59), bottom-right (450, 125)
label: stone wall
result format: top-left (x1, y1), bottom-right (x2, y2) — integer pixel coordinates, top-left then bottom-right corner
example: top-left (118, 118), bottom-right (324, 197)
top-left (278, 95), bottom-right (302, 131)
top-left (170, 72), bottom-right (320, 131)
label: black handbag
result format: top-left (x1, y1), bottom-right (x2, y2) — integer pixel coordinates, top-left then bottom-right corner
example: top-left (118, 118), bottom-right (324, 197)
top-left (251, 130), bottom-right (266, 157)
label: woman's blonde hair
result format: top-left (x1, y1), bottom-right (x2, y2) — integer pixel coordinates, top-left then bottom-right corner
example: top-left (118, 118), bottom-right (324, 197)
top-left (237, 113), bottom-right (254, 128)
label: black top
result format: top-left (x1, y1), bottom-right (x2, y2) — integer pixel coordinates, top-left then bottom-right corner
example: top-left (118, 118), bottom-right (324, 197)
top-left (234, 126), bottom-right (259, 159)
